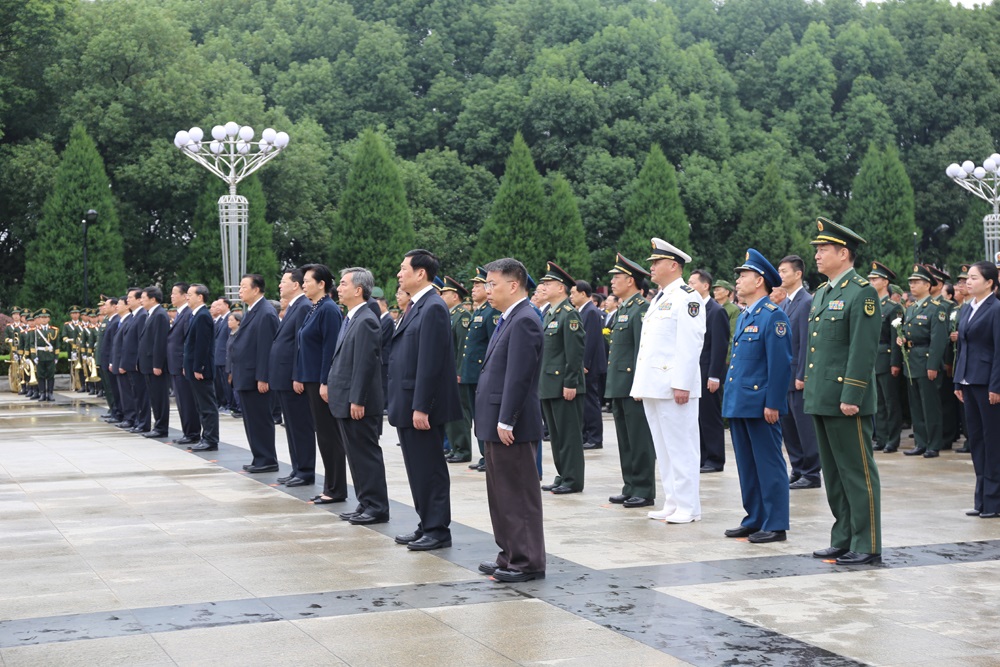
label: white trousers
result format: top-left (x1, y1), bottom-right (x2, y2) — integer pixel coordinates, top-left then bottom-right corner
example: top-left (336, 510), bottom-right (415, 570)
top-left (642, 397), bottom-right (702, 519)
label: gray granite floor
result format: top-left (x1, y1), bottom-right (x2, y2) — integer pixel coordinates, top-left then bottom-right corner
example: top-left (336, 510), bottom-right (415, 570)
top-left (1, 390), bottom-right (998, 666)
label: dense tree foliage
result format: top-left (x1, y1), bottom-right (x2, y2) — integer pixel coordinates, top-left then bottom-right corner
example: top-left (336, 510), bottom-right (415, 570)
top-left (3, 0), bottom-right (1000, 310)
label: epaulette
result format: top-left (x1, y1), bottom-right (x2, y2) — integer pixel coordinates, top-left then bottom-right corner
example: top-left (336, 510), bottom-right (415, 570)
top-left (680, 284), bottom-right (695, 293)
top-left (852, 275), bottom-right (869, 286)
top-left (930, 297), bottom-right (942, 306)
top-left (764, 302), bottom-right (777, 311)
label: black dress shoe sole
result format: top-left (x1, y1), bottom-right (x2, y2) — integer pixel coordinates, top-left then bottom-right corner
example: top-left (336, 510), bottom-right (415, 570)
top-left (244, 465), bottom-right (280, 473)
top-left (189, 445), bottom-right (218, 451)
top-left (748, 531), bottom-right (787, 543)
top-left (492, 569), bottom-right (545, 582)
top-left (478, 561), bottom-right (499, 575)
top-left (923, 451), bottom-right (940, 458)
top-left (285, 479), bottom-right (314, 487)
top-left (790, 480), bottom-right (821, 489)
top-left (623, 498), bottom-right (654, 508)
top-left (311, 497), bottom-right (345, 505)
top-left (608, 495), bottom-right (628, 504)
top-left (980, 513), bottom-right (999, 519)
top-left (142, 432), bottom-right (169, 438)
top-left (395, 533), bottom-right (419, 545)
top-left (348, 514), bottom-right (389, 525)
top-left (835, 553), bottom-right (882, 565)
top-left (700, 467), bottom-right (723, 473)
top-left (813, 547), bottom-right (850, 559)
top-left (407, 539), bottom-right (452, 551)
top-left (551, 486), bottom-right (580, 495)
top-left (724, 527), bottom-right (760, 538)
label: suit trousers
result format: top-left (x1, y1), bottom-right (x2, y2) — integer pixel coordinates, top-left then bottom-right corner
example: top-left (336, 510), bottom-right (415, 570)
top-left (214, 365), bottom-right (232, 410)
top-left (127, 371), bottom-right (151, 430)
top-left (908, 374), bottom-right (943, 451)
top-left (397, 425), bottom-right (452, 542)
top-left (117, 373), bottom-right (135, 424)
top-left (962, 384), bottom-right (1000, 514)
top-left (304, 383), bottom-right (347, 499)
top-left (337, 414), bottom-right (389, 517)
top-left (275, 389), bottom-right (317, 482)
top-left (485, 439), bottom-right (546, 573)
top-left (189, 376), bottom-right (219, 446)
top-left (698, 382), bottom-right (725, 470)
top-left (461, 383), bottom-right (485, 460)
top-left (101, 367), bottom-right (121, 420)
top-left (238, 389), bottom-right (277, 467)
top-left (642, 397), bottom-right (701, 520)
top-left (730, 417), bottom-right (790, 531)
top-left (541, 396), bottom-right (585, 491)
top-left (874, 372), bottom-right (902, 450)
top-left (812, 414), bottom-right (881, 554)
top-left (444, 384), bottom-right (473, 459)
top-left (172, 373), bottom-right (201, 439)
top-left (780, 389), bottom-right (821, 482)
top-left (581, 373), bottom-right (604, 445)
top-left (610, 397), bottom-right (656, 499)
top-left (144, 372), bottom-right (170, 433)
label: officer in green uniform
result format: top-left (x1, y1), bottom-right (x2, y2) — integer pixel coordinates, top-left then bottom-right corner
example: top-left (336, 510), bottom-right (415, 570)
top-left (441, 275), bottom-right (474, 463)
top-left (5, 308), bottom-right (24, 393)
top-left (713, 280), bottom-right (741, 341)
top-left (928, 265), bottom-right (961, 449)
top-left (460, 266), bottom-right (500, 472)
top-left (538, 261), bottom-right (587, 494)
top-left (868, 262), bottom-right (904, 453)
top-left (605, 253), bottom-right (657, 507)
top-left (32, 308), bottom-right (60, 402)
top-left (896, 264), bottom-right (948, 457)
top-left (803, 217), bottom-right (882, 565)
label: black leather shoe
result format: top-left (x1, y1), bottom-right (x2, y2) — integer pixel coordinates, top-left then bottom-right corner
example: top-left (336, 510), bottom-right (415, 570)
top-left (748, 530), bottom-right (787, 543)
top-left (623, 496), bottom-right (654, 508)
top-left (882, 446), bottom-right (898, 453)
top-left (700, 465), bottom-right (723, 473)
top-left (242, 464), bottom-right (252, 471)
top-left (469, 459), bottom-right (484, 470)
top-left (904, 447), bottom-right (926, 456)
top-left (475, 462), bottom-right (486, 471)
top-left (189, 443), bottom-right (218, 451)
top-left (244, 464), bottom-right (279, 473)
top-left (980, 512), bottom-right (999, 519)
top-left (407, 535), bottom-right (451, 551)
top-left (966, 509), bottom-right (981, 516)
top-left (541, 483), bottom-right (558, 491)
top-left (789, 473), bottom-right (801, 484)
top-left (492, 568), bottom-right (544, 582)
top-left (348, 512), bottom-right (389, 525)
top-left (446, 455), bottom-right (471, 463)
top-left (129, 427), bottom-right (150, 434)
top-left (285, 477), bottom-right (313, 487)
top-left (873, 442), bottom-right (885, 451)
top-left (142, 431), bottom-right (169, 439)
top-left (338, 508), bottom-right (363, 521)
top-left (478, 561), bottom-right (499, 575)
top-left (813, 546), bottom-right (849, 559)
top-left (277, 475), bottom-right (294, 484)
top-left (790, 478), bottom-right (821, 489)
top-left (835, 551), bottom-right (881, 565)
top-left (173, 435), bottom-right (199, 445)
top-left (583, 442), bottom-right (603, 450)
top-left (923, 450), bottom-right (940, 458)
top-left (724, 526), bottom-right (759, 538)
top-left (395, 532), bottom-right (419, 545)
top-left (955, 446), bottom-right (971, 453)
top-left (115, 422), bottom-right (134, 429)
top-left (608, 494), bottom-right (629, 504)
top-left (550, 485), bottom-right (579, 495)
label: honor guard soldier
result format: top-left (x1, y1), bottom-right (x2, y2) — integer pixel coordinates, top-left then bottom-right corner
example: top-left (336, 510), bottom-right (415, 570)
top-left (605, 253), bottom-right (657, 508)
top-left (5, 308), bottom-right (24, 393)
top-left (869, 262), bottom-right (904, 453)
top-left (460, 266), bottom-right (500, 472)
top-left (538, 261), bottom-right (587, 495)
top-left (441, 275), bottom-right (474, 463)
top-left (928, 265), bottom-right (962, 449)
top-left (20, 311), bottom-right (38, 399)
top-left (33, 308), bottom-right (60, 402)
top-left (804, 217), bottom-right (882, 565)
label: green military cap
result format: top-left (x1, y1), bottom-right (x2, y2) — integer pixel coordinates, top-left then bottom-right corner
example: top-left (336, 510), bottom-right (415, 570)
top-left (68, 305), bottom-right (81, 314)
top-left (389, 306), bottom-right (400, 314)
top-left (472, 266), bottom-right (489, 283)
top-left (889, 284), bottom-right (904, 296)
top-left (608, 252), bottom-right (650, 279)
top-left (231, 303), bottom-right (244, 312)
top-left (809, 216), bottom-right (867, 252)
top-left (867, 261), bottom-right (897, 281)
top-left (927, 265), bottom-right (951, 284)
top-left (439, 275), bottom-right (469, 299)
top-left (10, 307), bottom-right (21, 315)
top-left (712, 279), bottom-right (734, 293)
top-left (371, 287), bottom-right (385, 299)
top-left (167, 305), bottom-right (177, 313)
top-left (540, 261), bottom-right (575, 290)
top-left (35, 308), bottom-right (51, 318)
top-left (646, 237), bottom-right (692, 265)
top-left (907, 263), bottom-right (936, 285)
top-left (957, 264), bottom-right (970, 280)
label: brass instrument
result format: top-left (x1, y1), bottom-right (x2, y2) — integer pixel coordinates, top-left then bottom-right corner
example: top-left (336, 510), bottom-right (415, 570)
top-left (22, 357), bottom-right (38, 386)
top-left (6, 352), bottom-right (21, 393)
top-left (86, 355), bottom-right (101, 383)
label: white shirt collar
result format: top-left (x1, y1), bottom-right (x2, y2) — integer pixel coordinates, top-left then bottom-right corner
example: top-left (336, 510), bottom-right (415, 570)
top-left (177, 303), bottom-right (189, 313)
top-left (502, 297), bottom-right (528, 319)
top-left (192, 304), bottom-right (206, 315)
top-left (787, 286), bottom-right (803, 301)
top-left (346, 302), bottom-right (367, 320)
top-left (288, 292), bottom-right (306, 307)
top-left (409, 284), bottom-right (436, 304)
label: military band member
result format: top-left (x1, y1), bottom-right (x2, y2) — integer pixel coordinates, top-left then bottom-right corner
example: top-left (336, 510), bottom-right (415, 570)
top-left (461, 266), bottom-right (500, 472)
top-left (5, 308), bottom-right (24, 393)
top-left (804, 217), bottom-right (882, 565)
top-left (32, 309), bottom-right (60, 402)
top-left (869, 262), bottom-right (904, 453)
top-left (442, 276), bottom-right (474, 464)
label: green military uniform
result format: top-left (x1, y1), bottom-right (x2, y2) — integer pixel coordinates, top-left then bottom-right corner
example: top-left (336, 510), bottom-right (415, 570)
top-left (19, 315), bottom-right (38, 398)
top-left (868, 262), bottom-right (904, 453)
top-left (5, 308), bottom-right (24, 393)
top-left (803, 218), bottom-right (882, 562)
top-left (442, 276), bottom-right (474, 463)
top-left (459, 266), bottom-right (500, 469)
top-left (928, 265), bottom-right (962, 448)
top-left (31, 309), bottom-right (60, 402)
top-left (539, 262), bottom-right (586, 493)
top-left (605, 254), bottom-right (656, 503)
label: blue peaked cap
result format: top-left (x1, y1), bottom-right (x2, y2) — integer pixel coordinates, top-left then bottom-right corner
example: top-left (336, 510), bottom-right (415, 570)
top-left (735, 248), bottom-right (781, 288)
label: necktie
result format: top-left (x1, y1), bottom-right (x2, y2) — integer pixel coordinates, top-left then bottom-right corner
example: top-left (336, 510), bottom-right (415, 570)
top-left (338, 315), bottom-right (351, 343)
top-left (493, 315), bottom-right (505, 337)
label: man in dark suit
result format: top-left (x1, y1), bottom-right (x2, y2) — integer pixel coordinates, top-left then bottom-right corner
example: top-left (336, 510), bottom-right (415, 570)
top-left (388, 249), bottom-right (462, 551)
top-left (269, 269), bottom-right (316, 487)
top-left (118, 288), bottom-right (150, 433)
top-left (138, 286), bottom-right (171, 438)
top-left (778, 256), bottom-right (822, 489)
top-left (372, 288), bottom-right (394, 412)
top-left (689, 269), bottom-right (730, 473)
top-left (329, 267), bottom-right (389, 525)
top-left (184, 284), bottom-right (219, 451)
top-left (475, 258), bottom-right (546, 582)
top-left (99, 298), bottom-right (123, 424)
top-left (231, 274), bottom-right (280, 472)
top-left (571, 280), bottom-right (606, 450)
top-left (168, 283), bottom-right (201, 445)
top-left (110, 297), bottom-right (134, 428)
top-left (211, 298), bottom-right (232, 412)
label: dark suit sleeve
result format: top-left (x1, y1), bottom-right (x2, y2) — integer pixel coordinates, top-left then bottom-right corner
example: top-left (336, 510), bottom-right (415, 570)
top-left (707, 305), bottom-right (729, 381)
top-left (350, 316), bottom-right (381, 406)
top-left (501, 312), bottom-right (543, 426)
top-left (582, 307), bottom-right (604, 373)
top-left (790, 297), bottom-right (809, 383)
top-left (320, 306), bottom-right (342, 383)
top-left (152, 311), bottom-right (169, 370)
top-left (256, 310), bottom-right (278, 383)
top-left (990, 302), bottom-right (1000, 394)
top-left (413, 301), bottom-right (452, 413)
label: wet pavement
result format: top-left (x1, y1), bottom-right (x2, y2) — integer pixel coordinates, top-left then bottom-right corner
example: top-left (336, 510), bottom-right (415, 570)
top-left (1, 390), bottom-right (999, 666)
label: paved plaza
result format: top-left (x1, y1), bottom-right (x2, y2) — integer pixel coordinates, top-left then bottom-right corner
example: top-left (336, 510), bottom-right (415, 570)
top-left (1, 389), bottom-right (999, 666)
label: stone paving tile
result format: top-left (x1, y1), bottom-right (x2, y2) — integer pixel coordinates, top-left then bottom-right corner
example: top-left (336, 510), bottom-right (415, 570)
top-left (151, 621), bottom-right (344, 666)
top-left (0, 634), bottom-right (174, 667)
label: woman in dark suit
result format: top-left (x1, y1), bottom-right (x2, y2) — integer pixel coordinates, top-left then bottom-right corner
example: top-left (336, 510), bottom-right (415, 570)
top-left (954, 261), bottom-right (1000, 518)
top-left (295, 264), bottom-right (347, 504)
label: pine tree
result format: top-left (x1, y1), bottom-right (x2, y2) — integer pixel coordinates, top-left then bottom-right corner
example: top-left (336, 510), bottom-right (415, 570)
top-left (474, 133), bottom-right (548, 276)
top-left (620, 145), bottom-right (690, 269)
top-left (844, 144), bottom-right (916, 275)
top-left (735, 162), bottom-right (804, 268)
top-left (21, 124), bottom-right (125, 316)
top-left (177, 176), bottom-right (225, 299)
top-left (331, 130), bottom-right (415, 292)
top-left (544, 173), bottom-right (591, 281)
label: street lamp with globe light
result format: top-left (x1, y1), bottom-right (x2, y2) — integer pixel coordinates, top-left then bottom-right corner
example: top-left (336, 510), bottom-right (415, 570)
top-left (946, 155), bottom-right (1000, 263)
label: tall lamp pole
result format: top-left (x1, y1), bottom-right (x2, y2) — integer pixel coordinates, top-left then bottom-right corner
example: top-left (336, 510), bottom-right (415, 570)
top-left (82, 209), bottom-right (97, 307)
top-left (946, 156), bottom-right (1000, 262)
top-left (173, 123), bottom-right (289, 300)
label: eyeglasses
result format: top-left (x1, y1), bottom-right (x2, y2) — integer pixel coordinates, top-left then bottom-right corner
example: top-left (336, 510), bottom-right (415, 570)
top-left (485, 280), bottom-right (512, 291)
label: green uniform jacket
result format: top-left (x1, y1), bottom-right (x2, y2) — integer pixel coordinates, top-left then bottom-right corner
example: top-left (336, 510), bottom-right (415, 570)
top-left (32, 326), bottom-right (60, 361)
top-left (539, 298), bottom-right (585, 399)
top-left (458, 302), bottom-right (498, 385)
top-left (604, 292), bottom-right (648, 399)
top-left (804, 269), bottom-right (881, 416)
top-left (875, 295), bottom-right (903, 375)
top-left (449, 305), bottom-right (471, 369)
top-left (895, 296), bottom-right (948, 376)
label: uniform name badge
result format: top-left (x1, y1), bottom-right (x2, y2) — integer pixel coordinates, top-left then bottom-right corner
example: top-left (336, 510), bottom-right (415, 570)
top-left (829, 300), bottom-right (845, 311)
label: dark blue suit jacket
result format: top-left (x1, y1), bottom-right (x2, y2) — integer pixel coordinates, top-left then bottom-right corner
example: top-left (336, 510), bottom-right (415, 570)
top-left (184, 306), bottom-right (215, 379)
top-left (784, 289), bottom-right (813, 389)
top-left (295, 296), bottom-right (343, 384)
top-left (138, 306), bottom-right (169, 374)
top-left (118, 308), bottom-right (146, 372)
top-left (100, 314), bottom-right (120, 368)
top-left (327, 305), bottom-right (383, 418)
top-left (213, 315), bottom-right (229, 366)
top-left (167, 306), bottom-right (191, 376)
top-left (229, 298), bottom-right (279, 391)
top-left (954, 294), bottom-right (1000, 393)
top-left (474, 299), bottom-right (544, 442)
top-left (268, 295), bottom-right (310, 391)
top-left (701, 297), bottom-right (729, 382)
top-left (387, 288), bottom-right (462, 427)
top-left (580, 301), bottom-right (606, 377)
top-left (111, 312), bottom-right (129, 371)
top-left (721, 298), bottom-right (793, 418)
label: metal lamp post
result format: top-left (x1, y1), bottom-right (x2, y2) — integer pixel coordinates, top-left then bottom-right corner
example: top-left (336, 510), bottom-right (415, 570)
top-left (173, 122), bottom-right (289, 300)
top-left (82, 209), bottom-right (97, 307)
top-left (946, 155), bottom-right (1000, 262)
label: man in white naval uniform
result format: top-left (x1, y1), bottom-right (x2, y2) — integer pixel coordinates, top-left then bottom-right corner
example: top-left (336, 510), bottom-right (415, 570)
top-left (631, 237), bottom-right (706, 523)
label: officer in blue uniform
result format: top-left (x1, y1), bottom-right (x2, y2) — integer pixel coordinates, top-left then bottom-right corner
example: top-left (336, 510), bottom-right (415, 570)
top-left (722, 249), bottom-right (794, 544)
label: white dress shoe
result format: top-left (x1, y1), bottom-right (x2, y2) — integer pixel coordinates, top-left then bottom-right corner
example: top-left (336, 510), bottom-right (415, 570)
top-left (647, 509), bottom-right (675, 520)
top-left (665, 515), bottom-right (702, 524)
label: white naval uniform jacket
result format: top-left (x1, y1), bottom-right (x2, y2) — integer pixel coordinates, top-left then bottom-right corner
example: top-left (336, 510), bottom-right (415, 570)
top-left (630, 277), bottom-right (706, 400)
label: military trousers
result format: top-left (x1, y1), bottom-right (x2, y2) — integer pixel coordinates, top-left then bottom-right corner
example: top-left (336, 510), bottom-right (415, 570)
top-left (643, 397), bottom-right (701, 520)
top-left (444, 384), bottom-right (473, 460)
top-left (541, 396), bottom-right (585, 491)
top-left (907, 373), bottom-right (943, 451)
top-left (36, 358), bottom-right (55, 380)
top-left (610, 397), bottom-right (656, 500)
top-left (812, 414), bottom-right (881, 555)
top-left (731, 417), bottom-right (789, 532)
top-left (874, 372), bottom-right (902, 450)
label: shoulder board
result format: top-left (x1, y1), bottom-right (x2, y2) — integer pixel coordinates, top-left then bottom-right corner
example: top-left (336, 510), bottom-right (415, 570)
top-left (764, 303), bottom-right (777, 311)
top-left (852, 276), bottom-right (869, 286)
top-left (930, 298), bottom-right (941, 305)
top-left (816, 282), bottom-right (828, 290)
top-left (680, 284), bottom-right (695, 293)
top-left (636, 297), bottom-right (647, 305)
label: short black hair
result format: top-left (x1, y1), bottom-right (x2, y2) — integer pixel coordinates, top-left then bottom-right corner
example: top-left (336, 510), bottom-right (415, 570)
top-left (405, 249), bottom-right (439, 283)
top-left (972, 260), bottom-right (999, 291)
top-left (591, 293), bottom-right (605, 306)
top-left (287, 267), bottom-right (305, 287)
top-left (127, 287), bottom-right (142, 300)
top-left (142, 286), bottom-right (163, 303)
top-left (690, 269), bottom-right (713, 287)
top-left (483, 258), bottom-right (528, 292)
top-left (574, 280), bottom-right (593, 298)
top-left (107, 297), bottom-right (119, 306)
top-left (944, 283), bottom-right (955, 298)
top-left (242, 274), bottom-right (265, 292)
top-left (172, 282), bottom-right (190, 295)
top-left (778, 256), bottom-right (805, 275)
top-left (216, 298), bottom-right (231, 309)
top-left (190, 284), bottom-right (210, 301)
top-left (302, 263), bottom-right (334, 294)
